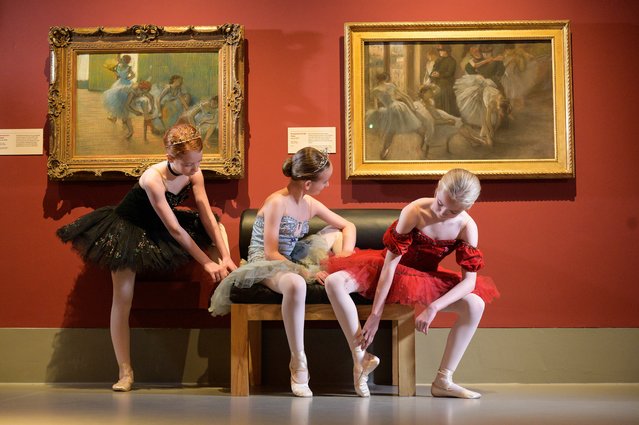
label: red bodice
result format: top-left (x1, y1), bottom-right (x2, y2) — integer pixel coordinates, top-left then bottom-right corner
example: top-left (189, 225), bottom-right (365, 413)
top-left (326, 220), bottom-right (499, 306)
top-left (383, 220), bottom-right (484, 273)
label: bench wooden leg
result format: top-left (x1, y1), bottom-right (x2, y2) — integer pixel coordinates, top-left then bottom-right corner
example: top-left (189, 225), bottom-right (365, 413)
top-left (396, 312), bottom-right (416, 396)
top-left (392, 320), bottom-right (399, 386)
top-left (248, 320), bottom-right (261, 386)
top-left (231, 304), bottom-right (250, 396)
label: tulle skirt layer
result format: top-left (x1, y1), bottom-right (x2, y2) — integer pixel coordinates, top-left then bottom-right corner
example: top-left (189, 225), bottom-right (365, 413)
top-left (366, 102), bottom-right (422, 140)
top-left (57, 206), bottom-right (211, 272)
top-left (209, 234), bottom-right (330, 316)
top-left (326, 249), bottom-right (500, 306)
top-left (102, 81), bottom-right (131, 120)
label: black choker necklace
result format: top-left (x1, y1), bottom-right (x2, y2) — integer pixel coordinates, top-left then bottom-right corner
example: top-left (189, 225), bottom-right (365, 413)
top-left (167, 162), bottom-right (181, 176)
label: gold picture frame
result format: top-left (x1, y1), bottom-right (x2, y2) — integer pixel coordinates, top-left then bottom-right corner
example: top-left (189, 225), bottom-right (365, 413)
top-left (344, 21), bottom-right (574, 179)
top-left (47, 24), bottom-right (245, 180)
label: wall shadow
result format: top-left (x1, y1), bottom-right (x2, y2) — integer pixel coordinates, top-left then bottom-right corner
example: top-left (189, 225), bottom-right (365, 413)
top-left (45, 263), bottom-right (232, 386)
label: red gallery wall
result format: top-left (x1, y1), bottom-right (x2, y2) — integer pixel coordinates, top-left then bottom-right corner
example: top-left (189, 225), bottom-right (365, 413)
top-left (0, 0), bottom-right (638, 329)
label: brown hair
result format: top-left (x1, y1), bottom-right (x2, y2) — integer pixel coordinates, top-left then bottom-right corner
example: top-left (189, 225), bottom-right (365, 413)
top-left (163, 124), bottom-right (202, 158)
top-left (282, 147), bottom-right (330, 181)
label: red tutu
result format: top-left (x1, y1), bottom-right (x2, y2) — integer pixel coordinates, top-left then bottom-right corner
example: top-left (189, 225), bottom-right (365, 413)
top-left (325, 221), bottom-right (500, 306)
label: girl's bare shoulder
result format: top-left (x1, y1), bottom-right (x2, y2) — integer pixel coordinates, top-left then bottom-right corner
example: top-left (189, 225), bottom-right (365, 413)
top-left (259, 189), bottom-right (288, 214)
top-left (405, 198), bottom-right (434, 214)
top-left (139, 163), bottom-right (165, 189)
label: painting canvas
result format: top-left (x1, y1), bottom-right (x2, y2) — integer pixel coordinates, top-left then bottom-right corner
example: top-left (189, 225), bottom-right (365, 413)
top-left (345, 21), bottom-right (574, 179)
top-left (48, 25), bottom-right (245, 180)
top-left (76, 51), bottom-right (219, 155)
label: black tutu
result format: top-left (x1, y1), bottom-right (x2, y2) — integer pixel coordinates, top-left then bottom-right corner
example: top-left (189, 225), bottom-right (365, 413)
top-left (57, 183), bottom-right (212, 272)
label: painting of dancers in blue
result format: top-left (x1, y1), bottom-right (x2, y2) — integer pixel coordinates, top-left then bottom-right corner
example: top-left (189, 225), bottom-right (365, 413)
top-left (74, 51), bottom-right (219, 156)
top-left (363, 41), bottom-right (554, 161)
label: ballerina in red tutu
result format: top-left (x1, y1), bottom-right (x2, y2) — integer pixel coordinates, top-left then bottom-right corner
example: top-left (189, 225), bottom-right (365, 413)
top-left (324, 168), bottom-right (499, 398)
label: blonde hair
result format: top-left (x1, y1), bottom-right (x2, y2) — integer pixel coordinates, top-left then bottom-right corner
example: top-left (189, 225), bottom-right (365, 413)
top-left (437, 168), bottom-right (481, 209)
top-left (163, 124), bottom-right (202, 158)
top-left (282, 147), bottom-right (330, 181)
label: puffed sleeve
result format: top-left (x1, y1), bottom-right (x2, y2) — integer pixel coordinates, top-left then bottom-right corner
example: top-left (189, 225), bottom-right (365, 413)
top-left (383, 220), bottom-right (413, 255)
top-left (456, 242), bottom-right (484, 272)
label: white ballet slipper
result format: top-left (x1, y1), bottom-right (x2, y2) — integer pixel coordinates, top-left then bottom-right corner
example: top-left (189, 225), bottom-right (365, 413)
top-left (431, 368), bottom-right (481, 399)
top-left (289, 351), bottom-right (313, 398)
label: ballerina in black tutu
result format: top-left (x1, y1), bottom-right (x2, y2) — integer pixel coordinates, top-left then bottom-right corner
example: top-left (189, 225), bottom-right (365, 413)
top-left (57, 123), bottom-right (237, 391)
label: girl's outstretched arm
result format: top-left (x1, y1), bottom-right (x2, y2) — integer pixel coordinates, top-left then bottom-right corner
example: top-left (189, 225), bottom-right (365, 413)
top-left (310, 198), bottom-right (356, 255)
top-left (140, 169), bottom-right (228, 282)
top-left (359, 204), bottom-right (419, 349)
top-left (190, 170), bottom-right (237, 271)
top-left (415, 216), bottom-right (479, 334)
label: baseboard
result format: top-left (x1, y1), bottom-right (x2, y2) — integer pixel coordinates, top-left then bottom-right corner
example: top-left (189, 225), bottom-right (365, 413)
top-left (0, 328), bottom-right (637, 384)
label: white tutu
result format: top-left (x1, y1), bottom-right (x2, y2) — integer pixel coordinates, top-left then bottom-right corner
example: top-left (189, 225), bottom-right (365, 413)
top-left (209, 232), bottom-right (332, 316)
top-left (454, 74), bottom-right (501, 128)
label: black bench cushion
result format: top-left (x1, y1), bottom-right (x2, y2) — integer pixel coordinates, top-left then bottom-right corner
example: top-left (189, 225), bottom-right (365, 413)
top-left (231, 208), bottom-right (400, 305)
top-left (230, 282), bottom-right (372, 304)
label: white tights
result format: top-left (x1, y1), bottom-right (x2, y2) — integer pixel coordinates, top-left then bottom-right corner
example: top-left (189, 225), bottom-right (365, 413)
top-left (262, 272), bottom-right (309, 382)
top-left (324, 271), bottom-right (485, 398)
top-left (110, 268), bottom-right (136, 379)
top-left (325, 271), bottom-right (380, 396)
top-left (324, 271), bottom-right (363, 354)
top-left (109, 236), bottom-right (229, 382)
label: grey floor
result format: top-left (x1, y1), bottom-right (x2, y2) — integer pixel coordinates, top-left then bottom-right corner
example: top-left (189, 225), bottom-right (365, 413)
top-left (1, 383), bottom-right (638, 425)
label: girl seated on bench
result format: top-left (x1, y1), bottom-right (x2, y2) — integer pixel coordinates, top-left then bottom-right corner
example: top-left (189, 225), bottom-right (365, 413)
top-left (209, 147), bottom-right (356, 397)
top-left (325, 168), bottom-right (499, 398)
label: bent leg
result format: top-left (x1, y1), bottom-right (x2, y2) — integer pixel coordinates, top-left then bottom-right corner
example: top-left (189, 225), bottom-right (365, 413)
top-left (262, 272), bottom-right (308, 353)
top-left (325, 271), bottom-right (380, 397)
top-left (262, 272), bottom-right (312, 397)
top-left (432, 293), bottom-right (485, 399)
top-left (325, 271), bottom-right (362, 349)
top-left (440, 293), bottom-right (485, 371)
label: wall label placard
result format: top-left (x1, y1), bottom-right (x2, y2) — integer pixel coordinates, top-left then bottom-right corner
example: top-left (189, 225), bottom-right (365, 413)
top-left (0, 129), bottom-right (43, 155)
top-left (287, 127), bottom-right (336, 154)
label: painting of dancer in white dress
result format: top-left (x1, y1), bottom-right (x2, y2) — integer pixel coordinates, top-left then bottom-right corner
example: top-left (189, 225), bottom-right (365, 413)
top-left (74, 51), bottom-right (219, 156)
top-left (363, 40), bottom-right (554, 162)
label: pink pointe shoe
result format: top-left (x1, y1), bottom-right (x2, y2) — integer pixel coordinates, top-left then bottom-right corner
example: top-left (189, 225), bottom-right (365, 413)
top-left (112, 372), bottom-right (134, 392)
top-left (289, 351), bottom-right (313, 397)
top-left (353, 351), bottom-right (380, 397)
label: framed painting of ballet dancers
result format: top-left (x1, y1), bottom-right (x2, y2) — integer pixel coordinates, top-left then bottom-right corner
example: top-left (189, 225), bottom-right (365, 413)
top-left (344, 21), bottom-right (574, 179)
top-left (47, 24), bottom-right (245, 180)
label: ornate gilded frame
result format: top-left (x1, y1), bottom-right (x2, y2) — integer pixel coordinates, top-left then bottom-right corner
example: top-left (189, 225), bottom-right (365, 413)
top-left (345, 21), bottom-right (574, 179)
top-left (48, 24), bottom-right (245, 180)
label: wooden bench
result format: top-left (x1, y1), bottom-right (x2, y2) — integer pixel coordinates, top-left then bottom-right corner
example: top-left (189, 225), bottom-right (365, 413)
top-left (230, 303), bottom-right (415, 396)
top-left (229, 209), bottom-right (416, 396)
